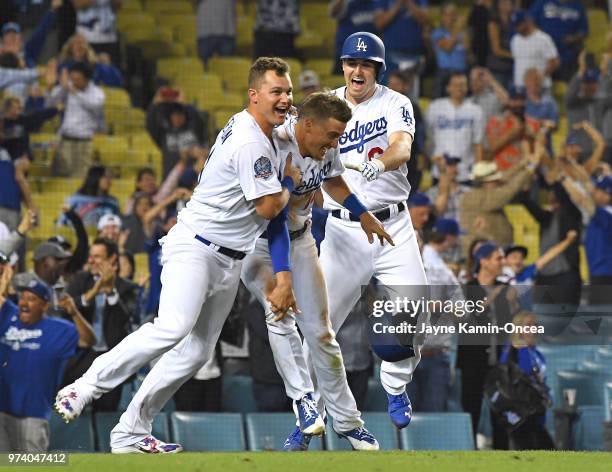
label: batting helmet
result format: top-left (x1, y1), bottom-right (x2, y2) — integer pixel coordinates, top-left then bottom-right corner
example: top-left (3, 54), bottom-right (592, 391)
top-left (340, 32), bottom-right (386, 81)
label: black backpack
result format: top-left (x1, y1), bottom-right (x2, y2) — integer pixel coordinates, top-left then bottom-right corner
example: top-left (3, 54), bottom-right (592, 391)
top-left (484, 347), bottom-right (551, 431)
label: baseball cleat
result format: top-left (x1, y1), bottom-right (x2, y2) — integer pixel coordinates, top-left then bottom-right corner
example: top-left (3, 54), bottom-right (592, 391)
top-left (387, 391), bottom-right (412, 429)
top-left (283, 426), bottom-right (312, 451)
top-left (111, 436), bottom-right (183, 454)
top-left (293, 393), bottom-right (325, 435)
top-left (335, 426), bottom-right (379, 451)
top-left (53, 384), bottom-right (91, 423)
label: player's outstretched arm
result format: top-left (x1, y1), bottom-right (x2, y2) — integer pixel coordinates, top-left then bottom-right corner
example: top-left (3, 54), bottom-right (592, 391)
top-left (323, 175), bottom-right (394, 246)
top-left (348, 131), bottom-right (413, 182)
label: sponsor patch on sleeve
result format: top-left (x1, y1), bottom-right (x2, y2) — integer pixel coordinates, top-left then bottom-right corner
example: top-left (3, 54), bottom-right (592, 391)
top-left (254, 156), bottom-right (274, 180)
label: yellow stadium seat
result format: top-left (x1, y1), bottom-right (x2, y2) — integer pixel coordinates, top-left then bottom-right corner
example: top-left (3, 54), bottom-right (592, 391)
top-left (122, 0), bottom-right (142, 13)
top-left (282, 58), bottom-right (303, 80)
top-left (38, 178), bottom-right (81, 194)
top-left (175, 72), bottom-right (223, 95)
top-left (108, 108), bottom-right (146, 135)
top-left (236, 16), bottom-right (254, 49)
top-left (321, 75), bottom-right (345, 89)
top-left (208, 56), bottom-right (252, 92)
top-left (505, 205), bottom-right (540, 264)
top-left (94, 135), bottom-right (129, 164)
top-left (213, 108), bottom-right (239, 131)
top-left (302, 3), bottom-right (330, 20)
top-left (305, 59), bottom-right (334, 78)
top-left (101, 87), bottom-right (131, 108)
top-left (117, 12), bottom-right (156, 33)
top-left (157, 57), bottom-right (204, 80)
top-left (147, 0), bottom-right (192, 15)
top-left (193, 90), bottom-right (245, 113)
top-left (161, 14), bottom-right (194, 29)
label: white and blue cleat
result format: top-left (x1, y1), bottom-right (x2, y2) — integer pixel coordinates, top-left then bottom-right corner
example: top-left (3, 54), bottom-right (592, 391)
top-left (111, 436), bottom-right (183, 454)
top-left (283, 426), bottom-right (312, 451)
top-left (293, 393), bottom-right (325, 436)
top-left (335, 426), bottom-right (380, 451)
top-left (387, 391), bottom-right (412, 429)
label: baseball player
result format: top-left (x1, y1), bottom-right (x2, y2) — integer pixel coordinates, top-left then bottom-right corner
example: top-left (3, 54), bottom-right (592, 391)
top-left (302, 32), bottom-right (429, 440)
top-left (242, 92), bottom-right (393, 451)
top-left (53, 57), bottom-right (303, 453)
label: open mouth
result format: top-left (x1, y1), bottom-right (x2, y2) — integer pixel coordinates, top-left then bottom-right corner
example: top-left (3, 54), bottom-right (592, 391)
top-left (274, 106), bottom-right (288, 118)
top-left (351, 77), bottom-right (365, 88)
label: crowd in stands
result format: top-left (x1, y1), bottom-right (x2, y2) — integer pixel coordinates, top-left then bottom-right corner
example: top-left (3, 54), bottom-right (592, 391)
top-left (0, 0), bottom-right (611, 454)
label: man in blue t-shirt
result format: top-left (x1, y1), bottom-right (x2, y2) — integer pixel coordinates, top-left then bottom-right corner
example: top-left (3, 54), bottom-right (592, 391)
top-left (331, 0), bottom-right (377, 74)
top-left (373, 0), bottom-right (428, 78)
top-left (585, 176), bottom-right (612, 304)
top-left (0, 279), bottom-right (78, 452)
top-left (529, 0), bottom-right (588, 79)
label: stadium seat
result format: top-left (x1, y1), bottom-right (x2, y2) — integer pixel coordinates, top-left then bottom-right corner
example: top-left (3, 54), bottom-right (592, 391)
top-left (399, 413), bottom-right (474, 450)
top-left (170, 412), bottom-right (245, 451)
top-left (245, 413), bottom-right (323, 451)
top-left (325, 412), bottom-right (399, 450)
top-left (222, 375), bottom-right (258, 413)
top-left (148, 0), bottom-right (192, 15)
top-left (208, 57), bottom-right (252, 93)
top-left (282, 57), bottom-right (303, 79)
top-left (556, 370), bottom-right (607, 407)
top-left (213, 109), bottom-right (237, 133)
top-left (49, 410), bottom-right (95, 452)
top-left (94, 412), bottom-right (169, 452)
top-left (604, 382), bottom-right (612, 422)
top-left (573, 405), bottom-right (605, 451)
top-left (157, 57), bottom-right (204, 81)
top-left (304, 59), bottom-right (334, 79)
top-left (101, 87), bottom-right (131, 108)
top-left (362, 377), bottom-right (387, 412)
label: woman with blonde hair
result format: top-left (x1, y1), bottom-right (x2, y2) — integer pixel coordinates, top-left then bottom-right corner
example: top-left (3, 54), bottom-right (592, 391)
top-left (57, 34), bottom-right (123, 88)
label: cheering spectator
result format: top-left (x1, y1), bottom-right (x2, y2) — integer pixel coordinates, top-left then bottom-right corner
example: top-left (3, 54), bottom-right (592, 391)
top-left (407, 192), bottom-right (431, 232)
top-left (48, 62), bottom-right (105, 177)
top-left (124, 166), bottom-right (183, 215)
top-left (510, 10), bottom-right (559, 90)
top-left (524, 68), bottom-right (558, 128)
top-left (426, 72), bottom-right (484, 182)
top-left (196, 0), bottom-right (236, 65)
top-left (146, 89), bottom-right (207, 178)
top-left (487, 0), bottom-right (515, 88)
top-left (0, 276), bottom-right (78, 452)
top-left (427, 154), bottom-right (469, 222)
top-left (0, 0), bottom-right (63, 68)
top-left (57, 33), bottom-right (123, 87)
top-left (63, 165), bottom-right (120, 228)
top-left (64, 237), bottom-right (140, 412)
top-left (373, 0), bottom-right (428, 76)
top-left (553, 122), bottom-right (606, 180)
top-left (49, 208), bottom-right (89, 278)
top-left (469, 66), bottom-right (509, 128)
top-left (330, 0), bottom-right (376, 74)
top-left (529, 0), bottom-right (588, 81)
top-left (73, 0), bottom-right (121, 64)
top-left (565, 52), bottom-right (612, 162)
top-left (460, 148), bottom-right (540, 255)
top-left (253, 0), bottom-right (300, 59)
top-left (486, 86), bottom-right (544, 171)
top-left (468, 0), bottom-right (492, 67)
top-left (0, 145), bottom-right (32, 231)
top-left (431, 2), bottom-right (469, 98)
top-left (0, 210), bottom-right (35, 260)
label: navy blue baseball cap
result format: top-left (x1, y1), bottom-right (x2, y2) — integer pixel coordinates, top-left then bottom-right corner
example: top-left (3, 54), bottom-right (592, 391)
top-left (433, 218), bottom-right (464, 236)
top-left (511, 10), bottom-right (530, 27)
top-left (407, 192), bottom-right (431, 208)
top-left (2, 22), bottom-right (21, 35)
top-left (473, 241), bottom-right (500, 274)
top-left (443, 153), bottom-right (461, 165)
top-left (17, 278), bottom-right (51, 303)
top-left (583, 68), bottom-right (600, 83)
top-left (594, 175), bottom-right (612, 195)
top-left (504, 244), bottom-right (528, 258)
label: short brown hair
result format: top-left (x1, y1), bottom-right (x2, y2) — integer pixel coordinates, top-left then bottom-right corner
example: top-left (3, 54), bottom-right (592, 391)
top-left (298, 92), bottom-right (352, 124)
top-left (248, 57), bottom-right (290, 89)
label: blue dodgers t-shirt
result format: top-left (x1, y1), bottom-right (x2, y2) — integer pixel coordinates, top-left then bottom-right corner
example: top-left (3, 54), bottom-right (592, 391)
top-left (529, 0), bottom-right (588, 61)
top-left (585, 206), bottom-right (612, 277)
top-left (373, 0), bottom-right (427, 55)
top-left (335, 0), bottom-right (376, 53)
top-left (431, 27), bottom-right (467, 71)
top-left (0, 300), bottom-right (78, 420)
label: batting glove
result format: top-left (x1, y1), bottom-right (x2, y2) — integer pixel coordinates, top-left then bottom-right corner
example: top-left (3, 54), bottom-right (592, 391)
top-left (359, 160), bottom-right (385, 182)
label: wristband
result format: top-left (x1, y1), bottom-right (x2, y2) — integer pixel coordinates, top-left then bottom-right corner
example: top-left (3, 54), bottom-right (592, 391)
top-left (343, 194), bottom-right (368, 218)
top-left (281, 176), bottom-right (295, 193)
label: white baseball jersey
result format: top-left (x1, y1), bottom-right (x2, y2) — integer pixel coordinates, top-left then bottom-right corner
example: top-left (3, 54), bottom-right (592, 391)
top-left (511, 30), bottom-right (558, 89)
top-left (178, 110), bottom-right (282, 252)
top-left (426, 98), bottom-right (484, 181)
top-left (322, 84), bottom-right (415, 211)
top-left (274, 119), bottom-right (344, 231)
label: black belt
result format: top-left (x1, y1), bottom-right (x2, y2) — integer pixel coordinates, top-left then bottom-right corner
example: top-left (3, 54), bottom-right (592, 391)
top-left (194, 235), bottom-right (246, 260)
top-left (331, 202), bottom-right (406, 222)
top-left (260, 222), bottom-right (309, 241)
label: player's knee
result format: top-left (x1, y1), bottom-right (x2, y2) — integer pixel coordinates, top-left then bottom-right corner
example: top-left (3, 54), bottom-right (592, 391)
top-left (265, 312), bottom-right (297, 336)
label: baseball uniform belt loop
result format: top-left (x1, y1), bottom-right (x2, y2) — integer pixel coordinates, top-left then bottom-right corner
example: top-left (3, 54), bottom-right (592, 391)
top-left (194, 235), bottom-right (246, 260)
top-left (331, 202), bottom-right (406, 222)
top-left (259, 222), bottom-right (309, 241)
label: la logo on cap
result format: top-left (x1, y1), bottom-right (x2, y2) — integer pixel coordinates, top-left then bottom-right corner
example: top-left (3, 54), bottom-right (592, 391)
top-left (28, 280), bottom-right (37, 288)
top-left (356, 38), bottom-right (367, 51)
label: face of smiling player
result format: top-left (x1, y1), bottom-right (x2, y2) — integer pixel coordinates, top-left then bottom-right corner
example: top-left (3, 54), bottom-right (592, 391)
top-left (249, 70), bottom-right (293, 136)
top-left (342, 59), bottom-right (378, 105)
top-left (300, 117), bottom-right (346, 161)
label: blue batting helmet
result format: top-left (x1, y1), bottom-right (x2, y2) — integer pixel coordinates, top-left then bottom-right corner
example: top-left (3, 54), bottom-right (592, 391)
top-left (340, 32), bottom-right (386, 81)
